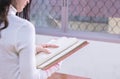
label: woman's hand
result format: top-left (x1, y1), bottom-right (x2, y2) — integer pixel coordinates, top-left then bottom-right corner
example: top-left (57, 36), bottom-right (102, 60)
top-left (36, 44), bottom-right (59, 54)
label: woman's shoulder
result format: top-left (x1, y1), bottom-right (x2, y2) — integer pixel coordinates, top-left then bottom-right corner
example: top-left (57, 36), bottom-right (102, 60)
top-left (8, 14), bottom-right (34, 29)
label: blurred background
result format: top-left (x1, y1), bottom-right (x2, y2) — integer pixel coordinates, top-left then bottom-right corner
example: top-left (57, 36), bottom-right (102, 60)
top-left (30, 0), bottom-right (120, 43)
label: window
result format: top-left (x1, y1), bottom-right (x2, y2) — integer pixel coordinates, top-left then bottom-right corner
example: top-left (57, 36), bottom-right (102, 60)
top-left (31, 0), bottom-right (120, 43)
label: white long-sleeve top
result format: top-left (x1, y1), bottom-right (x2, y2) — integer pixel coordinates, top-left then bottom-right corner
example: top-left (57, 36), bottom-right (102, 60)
top-left (0, 6), bottom-right (59, 79)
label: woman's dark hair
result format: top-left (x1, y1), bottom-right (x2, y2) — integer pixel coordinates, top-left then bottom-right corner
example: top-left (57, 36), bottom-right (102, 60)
top-left (0, 0), bottom-right (32, 32)
top-left (0, 0), bottom-right (11, 31)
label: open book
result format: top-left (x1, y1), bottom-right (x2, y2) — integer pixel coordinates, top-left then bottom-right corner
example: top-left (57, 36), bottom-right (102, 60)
top-left (36, 37), bottom-right (89, 70)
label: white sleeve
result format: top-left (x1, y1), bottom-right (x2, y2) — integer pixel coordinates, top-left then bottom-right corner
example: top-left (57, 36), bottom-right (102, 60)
top-left (15, 22), bottom-right (60, 79)
top-left (15, 22), bottom-right (45, 79)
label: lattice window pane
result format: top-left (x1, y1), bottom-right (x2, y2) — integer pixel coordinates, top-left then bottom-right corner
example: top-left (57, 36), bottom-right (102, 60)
top-left (68, 0), bottom-right (120, 34)
top-left (30, 0), bottom-right (62, 29)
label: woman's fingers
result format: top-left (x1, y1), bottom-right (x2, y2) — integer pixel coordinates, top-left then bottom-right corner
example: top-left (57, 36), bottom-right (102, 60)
top-left (36, 44), bottom-right (59, 54)
top-left (40, 48), bottom-right (51, 54)
top-left (42, 44), bottom-right (59, 48)
top-left (36, 45), bottom-right (50, 54)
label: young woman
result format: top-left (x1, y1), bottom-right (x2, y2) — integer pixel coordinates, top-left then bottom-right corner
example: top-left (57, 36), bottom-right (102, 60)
top-left (0, 0), bottom-right (61, 79)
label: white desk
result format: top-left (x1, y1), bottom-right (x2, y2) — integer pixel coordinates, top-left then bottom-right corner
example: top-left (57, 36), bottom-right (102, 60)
top-left (36, 35), bottom-right (120, 79)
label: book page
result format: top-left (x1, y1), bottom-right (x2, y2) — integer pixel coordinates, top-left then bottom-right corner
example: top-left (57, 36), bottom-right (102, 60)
top-left (36, 37), bottom-right (79, 66)
top-left (38, 40), bottom-right (86, 69)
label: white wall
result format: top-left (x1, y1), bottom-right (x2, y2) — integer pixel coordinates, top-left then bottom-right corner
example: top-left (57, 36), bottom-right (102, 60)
top-left (36, 34), bottom-right (120, 79)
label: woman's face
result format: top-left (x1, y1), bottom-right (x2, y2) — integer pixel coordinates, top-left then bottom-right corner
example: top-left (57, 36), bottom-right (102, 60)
top-left (13, 0), bottom-right (30, 12)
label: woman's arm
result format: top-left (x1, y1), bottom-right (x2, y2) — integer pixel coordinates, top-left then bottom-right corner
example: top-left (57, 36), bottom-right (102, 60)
top-left (16, 22), bottom-right (39, 79)
top-left (15, 22), bottom-right (60, 79)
